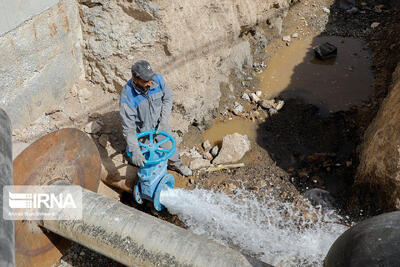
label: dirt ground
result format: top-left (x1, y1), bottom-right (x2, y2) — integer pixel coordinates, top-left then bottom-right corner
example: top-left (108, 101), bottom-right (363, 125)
top-left (14, 0), bottom-right (396, 266)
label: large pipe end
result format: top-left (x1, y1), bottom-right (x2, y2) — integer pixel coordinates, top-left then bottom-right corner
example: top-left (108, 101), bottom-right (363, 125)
top-left (153, 174), bottom-right (174, 211)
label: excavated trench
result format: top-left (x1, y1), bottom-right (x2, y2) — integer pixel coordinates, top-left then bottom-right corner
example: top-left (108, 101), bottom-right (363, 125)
top-left (181, 0), bottom-right (397, 221)
top-left (54, 0), bottom-right (400, 266)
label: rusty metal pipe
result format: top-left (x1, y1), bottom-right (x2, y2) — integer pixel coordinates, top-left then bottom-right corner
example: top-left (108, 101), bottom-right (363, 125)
top-left (0, 108), bottom-right (14, 267)
top-left (37, 186), bottom-right (268, 267)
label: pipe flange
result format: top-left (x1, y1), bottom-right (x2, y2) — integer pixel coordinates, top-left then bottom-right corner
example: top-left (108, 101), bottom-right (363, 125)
top-left (13, 128), bottom-right (102, 267)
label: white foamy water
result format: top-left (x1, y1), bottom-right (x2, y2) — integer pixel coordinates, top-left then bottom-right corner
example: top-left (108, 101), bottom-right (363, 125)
top-left (160, 187), bottom-right (348, 266)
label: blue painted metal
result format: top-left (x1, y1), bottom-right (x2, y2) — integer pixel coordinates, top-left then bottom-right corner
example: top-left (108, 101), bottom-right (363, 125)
top-left (126, 130), bottom-right (176, 211)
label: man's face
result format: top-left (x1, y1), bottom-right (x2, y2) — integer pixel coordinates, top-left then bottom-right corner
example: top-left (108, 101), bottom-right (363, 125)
top-left (133, 76), bottom-right (153, 90)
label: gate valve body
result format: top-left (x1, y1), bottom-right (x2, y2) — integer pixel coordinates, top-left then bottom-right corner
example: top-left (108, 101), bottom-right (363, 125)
top-left (126, 130), bottom-right (176, 211)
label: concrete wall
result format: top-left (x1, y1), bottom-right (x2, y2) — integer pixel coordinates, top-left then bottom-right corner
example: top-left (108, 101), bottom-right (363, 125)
top-left (0, 0), bottom-right (59, 35)
top-left (0, 0), bottom-right (83, 129)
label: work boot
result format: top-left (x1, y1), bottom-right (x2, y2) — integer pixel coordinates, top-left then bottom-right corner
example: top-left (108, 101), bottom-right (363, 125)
top-left (168, 162), bottom-right (192, 176)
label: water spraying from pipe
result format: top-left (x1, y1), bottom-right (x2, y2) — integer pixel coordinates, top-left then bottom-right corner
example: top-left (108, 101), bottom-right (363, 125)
top-left (160, 187), bottom-right (348, 266)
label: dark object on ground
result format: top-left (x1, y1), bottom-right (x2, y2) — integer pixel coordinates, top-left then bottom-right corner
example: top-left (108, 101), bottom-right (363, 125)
top-left (304, 188), bottom-right (335, 209)
top-left (314, 42), bottom-right (337, 60)
top-left (324, 211), bottom-right (400, 267)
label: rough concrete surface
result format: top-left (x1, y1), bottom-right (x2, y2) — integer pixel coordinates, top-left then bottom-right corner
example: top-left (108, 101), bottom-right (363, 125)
top-left (79, 0), bottom-right (291, 134)
top-left (0, 0), bottom-right (59, 35)
top-left (0, 0), bottom-right (83, 129)
top-left (356, 63), bottom-right (400, 210)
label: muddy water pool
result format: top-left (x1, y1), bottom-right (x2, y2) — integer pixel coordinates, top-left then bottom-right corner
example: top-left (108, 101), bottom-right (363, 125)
top-left (202, 36), bottom-right (373, 146)
top-left (258, 36), bottom-right (373, 114)
top-left (202, 117), bottom-right (258, 147)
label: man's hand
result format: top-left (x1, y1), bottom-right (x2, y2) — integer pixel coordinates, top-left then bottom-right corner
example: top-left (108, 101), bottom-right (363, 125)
top-left (131, 150), bottom-right (146, 167)
top-left (156, 120), bottom-right (168, 134)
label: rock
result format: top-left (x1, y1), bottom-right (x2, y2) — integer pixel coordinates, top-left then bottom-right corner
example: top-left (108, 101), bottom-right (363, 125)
top-left (304, 188), bottom-right (335, 209)
top-left (249, 93), bottom-right (260, 103)
top-left (105, 142), bottom-right (118, 156)
top-left (84, 121), bottom-right (102, 134)
top-left (260, 99), bottom-right (276, 109)
top-left (314, 42), bottom-right (337, 60)
top-left (98, 134), bottom-right (109, 148)
top-left (255, 90), bottom-right (262, 97)
top-left (249, 111), bottom-right (261, 121)
top-left (111, 152), bottom-right (124, 164)
top-left (202, 139), bottom-right (211, 151)
top-left (203, 151), bottom-right (213, 161)
top-left (271, 17), bottom-right (283, 35)
top-left (232, 103), bottom-right (243, 115)
top-left (183, 147), bottom-right (202, 159)
top-left (228, 84), bottom-right (234, 92)
top-left (275, 100), bottom-right (285, 111)
top-left (322, 7), bottom-right (330, 14)
top-left (190, 158), bottom-right (211, 170)
top-left (258, 180), bottom-right (268, 188)
top-left (213, 133), bottom-right (250, 164)
top-left (371, 22), bottom-right (380, 29)
top-left (269, 108), bottom-right (278, 115)
top-left (251, 111), bottom-right (260, 119)
top-left (374, 5), bottom-right (384, 13)
top-left (228, 183), bottom-right (237, 190)
top-left (292, 33), bottom-right (299, 38)
top-left (242, 93), bottom-right (250, 101)
top-left (80, 251), bottom-right (85, 256)
top-left (210, 145), bottom-right (219, 157)
top-left (282, 35), bottom-right (291, 42)
top-left (346, 7), bottom-right (359, 14)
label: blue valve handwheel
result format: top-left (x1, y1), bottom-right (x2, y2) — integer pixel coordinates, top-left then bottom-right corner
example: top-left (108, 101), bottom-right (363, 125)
top-left (127, 130), bottom-right (176, 165)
